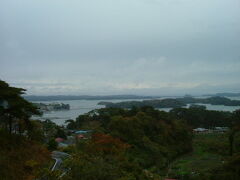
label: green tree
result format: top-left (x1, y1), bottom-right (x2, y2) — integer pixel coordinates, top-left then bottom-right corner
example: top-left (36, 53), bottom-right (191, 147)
top-left (0, 80), bottom-right (41, 135)
top-left (55, 127), bottom-right (67, 139)
top-left (65, 119), bottom-right (76, 129)
top-left (47, 138), bottom-right (58, 151)
top-left (229, 109), bottom-right (240, 156)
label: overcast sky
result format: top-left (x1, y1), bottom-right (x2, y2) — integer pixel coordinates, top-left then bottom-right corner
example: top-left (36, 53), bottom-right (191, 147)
top-left (0, 0), bottom-right (240, 95)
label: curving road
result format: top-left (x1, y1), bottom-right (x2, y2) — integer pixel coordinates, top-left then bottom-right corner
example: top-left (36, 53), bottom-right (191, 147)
top-left (51, 151), bottom-right (70, 171)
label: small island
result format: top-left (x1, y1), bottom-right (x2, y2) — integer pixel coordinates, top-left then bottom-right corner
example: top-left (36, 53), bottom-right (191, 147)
top-left (34, 102), bottom-right (70, 112)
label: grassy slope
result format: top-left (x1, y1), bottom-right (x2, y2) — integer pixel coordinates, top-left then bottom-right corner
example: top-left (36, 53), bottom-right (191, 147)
top-left (167, 133), bottom-right (229, 178)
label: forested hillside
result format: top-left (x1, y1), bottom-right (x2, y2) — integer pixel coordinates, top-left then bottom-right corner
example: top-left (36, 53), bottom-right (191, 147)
top-left (1, 80), bottom-right (240, 180)
top-left (64, 107), bottom-right (193, 178)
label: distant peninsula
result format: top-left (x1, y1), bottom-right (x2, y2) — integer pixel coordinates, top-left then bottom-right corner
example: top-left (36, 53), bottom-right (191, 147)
top-left (98, 96), bottom-right (240, 108)
top-left (203, 92), bottom-right (240, 97)
top-left (23, 95), bottom-right (159, 101)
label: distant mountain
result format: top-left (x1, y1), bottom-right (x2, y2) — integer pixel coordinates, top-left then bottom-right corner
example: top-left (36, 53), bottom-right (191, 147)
top-left (204, 93), bottom-right (240, 97)
top-left (23, 95), bottom-right (159, 101)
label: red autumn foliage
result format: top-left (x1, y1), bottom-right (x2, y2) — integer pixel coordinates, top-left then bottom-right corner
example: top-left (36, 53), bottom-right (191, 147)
top-left (90, 133), bottom-right (130, 154)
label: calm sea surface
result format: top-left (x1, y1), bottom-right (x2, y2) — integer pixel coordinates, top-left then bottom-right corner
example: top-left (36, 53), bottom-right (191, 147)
top-left (32, 97), bottom-right (240, 125)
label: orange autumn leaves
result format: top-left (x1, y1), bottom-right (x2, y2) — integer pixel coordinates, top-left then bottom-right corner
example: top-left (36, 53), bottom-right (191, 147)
top-left (0, 132), bottom-right (51, 180)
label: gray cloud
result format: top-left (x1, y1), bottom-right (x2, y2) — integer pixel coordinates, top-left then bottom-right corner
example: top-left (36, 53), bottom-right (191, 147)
top-left (0, 0), bottom-right (239, 95)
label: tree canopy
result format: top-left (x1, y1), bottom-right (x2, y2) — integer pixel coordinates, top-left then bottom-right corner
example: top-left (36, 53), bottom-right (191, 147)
top-left (0, 80), bottom-right (41, 134)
